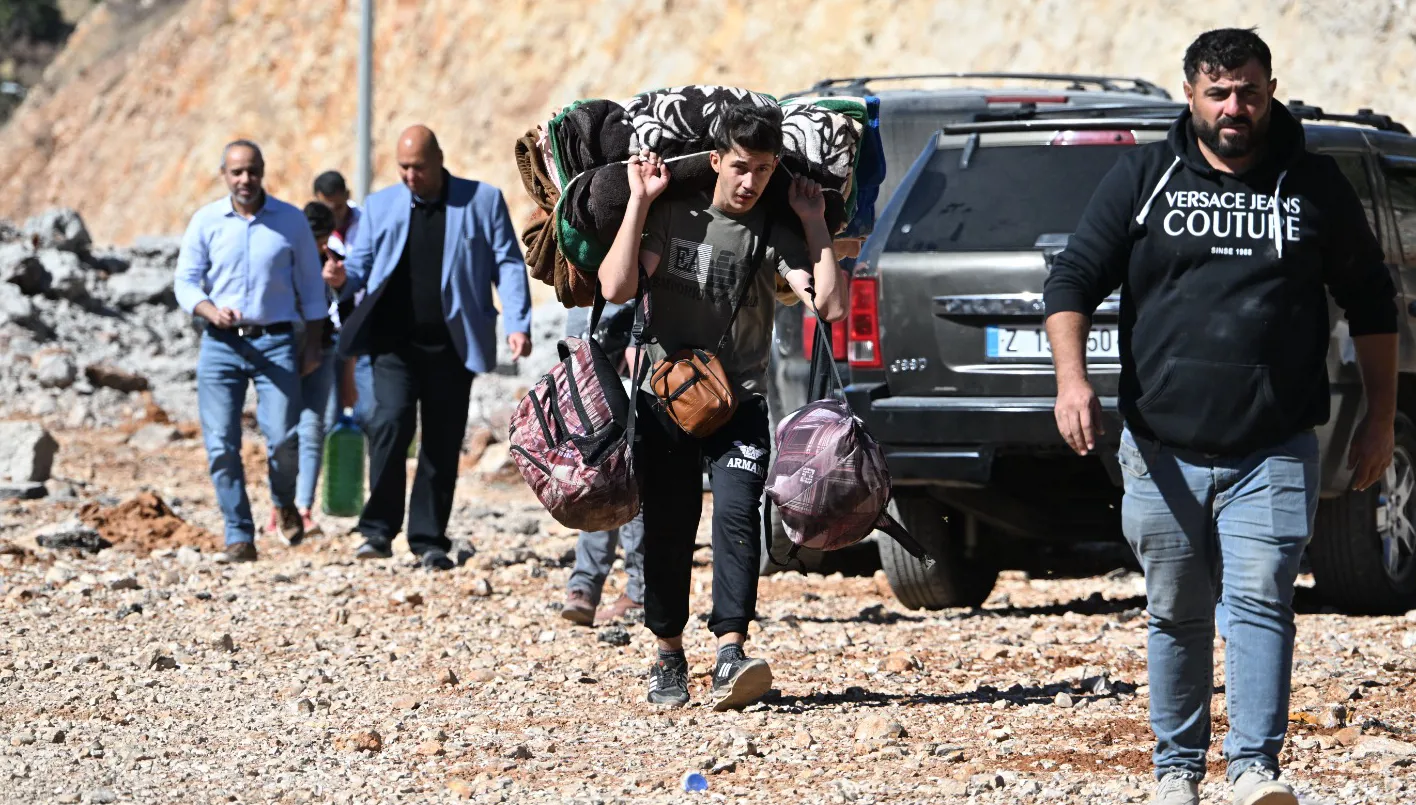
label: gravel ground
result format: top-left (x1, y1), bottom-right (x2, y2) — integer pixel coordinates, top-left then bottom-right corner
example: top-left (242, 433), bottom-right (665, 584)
top-left (1, 426), bottom-right (1415, 804)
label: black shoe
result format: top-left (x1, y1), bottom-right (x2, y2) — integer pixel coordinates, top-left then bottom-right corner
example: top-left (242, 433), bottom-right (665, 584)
top-left (647, 656), bottom-right (690, 708)
top-left (711, 647), bottom-right (772, 712)
top-left (419, 549), bottom-right (455, 571)
top-left (214, 541), bottom-right (258, 564)
top-left (355, 541), bottom-right (393, 560)
top-left (276, 505), bottom-right (305, 546)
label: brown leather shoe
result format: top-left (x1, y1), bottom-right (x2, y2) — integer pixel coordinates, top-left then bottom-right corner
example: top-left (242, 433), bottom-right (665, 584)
top-left (560, 589), bottom-right (596, 626)
top-left (595, 593), bottom-right (643, 624)
top-left (214, 541), bottom-right (258, 564)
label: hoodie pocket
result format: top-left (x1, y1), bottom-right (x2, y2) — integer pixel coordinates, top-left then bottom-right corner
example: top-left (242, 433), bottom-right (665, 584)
top-left (1135, 358), bottom-right (1281, 454)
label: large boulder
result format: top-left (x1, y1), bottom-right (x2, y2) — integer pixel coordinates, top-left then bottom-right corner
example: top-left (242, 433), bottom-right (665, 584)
top-left (23, 208), bottom-right (91, 253)
top-left (0, 421), bottom-right (59, 483)
top-left (127, 235), bottom-right (182, 265)
top-left (0, 284), bottom-right (41, 329)
top-left (104, 264), bottom-right (174, 308)
top-left (36, 251), bottom-right (91, 302)
top-left (85, 364), bottom-right (149, 393)
top-left (34, 352), bottom-right (77, 389)
top-left (0, 243), bottom-right (47, 295)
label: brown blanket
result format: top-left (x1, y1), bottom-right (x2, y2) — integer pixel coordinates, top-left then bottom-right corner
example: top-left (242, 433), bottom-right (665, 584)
top-left (521, 206), bottom-right (596, 309)
top-left (514, 128), bottom-right (559, 214)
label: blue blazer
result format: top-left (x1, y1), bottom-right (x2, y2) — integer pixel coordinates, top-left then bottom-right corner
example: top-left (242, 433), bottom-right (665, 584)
top-left (337, 175), bottom-right (532, 373)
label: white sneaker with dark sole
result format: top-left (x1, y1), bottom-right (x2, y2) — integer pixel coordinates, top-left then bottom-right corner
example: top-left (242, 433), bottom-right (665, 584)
top-left (711, 655), bottom-right (772, 712)
top-left (1232, 768), bottom-right (1297, 805)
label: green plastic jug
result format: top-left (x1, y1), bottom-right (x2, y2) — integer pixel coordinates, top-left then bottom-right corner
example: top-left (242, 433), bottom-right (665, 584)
top-left (322, 409), bottom-right (365, 517)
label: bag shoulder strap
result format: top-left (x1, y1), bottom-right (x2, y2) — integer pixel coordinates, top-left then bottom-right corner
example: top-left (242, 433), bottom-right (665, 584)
top-left (806, 285), bottom-right (851, 410)
top-left (714, 212), bottom-right (775, 356)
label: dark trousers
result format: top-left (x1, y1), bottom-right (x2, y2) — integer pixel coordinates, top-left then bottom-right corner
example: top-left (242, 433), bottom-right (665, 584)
top-left (356, 344), bottom-right (474, 555)
top-left (637, 392), bottom-right (770, 639)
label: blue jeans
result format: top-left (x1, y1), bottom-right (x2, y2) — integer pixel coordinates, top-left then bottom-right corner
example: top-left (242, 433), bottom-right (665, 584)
top-left (197, 330), bottom-right (301, 545)
top-left (568, 511), bottom-right (645, 605)
top-left (295, 348), bottom-right (338, 511)
top-left (348, 355), bottom-right (376, 432)
top-left (1118, 427), bottom-right (1319, 783)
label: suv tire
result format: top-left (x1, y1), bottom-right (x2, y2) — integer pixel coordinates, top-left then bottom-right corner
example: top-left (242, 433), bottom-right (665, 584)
top-left (878, 495), bottom-right (998, 610)
top-left (1308, 413), bottom-right (1416, 614)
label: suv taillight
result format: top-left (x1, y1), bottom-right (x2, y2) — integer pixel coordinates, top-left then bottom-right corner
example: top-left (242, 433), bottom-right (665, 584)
top-left (847, 277), bottom-right (882, 369)
top-left (802, 310), bottom-right (848, 362)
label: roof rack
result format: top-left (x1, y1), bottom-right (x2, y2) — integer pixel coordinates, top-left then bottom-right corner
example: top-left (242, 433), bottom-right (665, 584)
top-left (1287, 100), bottom-right (1410, 135)
top-left (806, 72), bottom-right (1172, 100)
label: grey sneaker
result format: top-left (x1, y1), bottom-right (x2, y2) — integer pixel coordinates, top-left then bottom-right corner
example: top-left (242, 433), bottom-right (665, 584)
top-left (1150, 772), bottom-right (1200, 805)
top-left (647, 656), bottom-right (690, 708)
top-left (1231, 767), bottom-right (1297, 805)
top-left (710, 647), bottom-right (773, 712)
top-left (214, 541), bottom-right (258, 564)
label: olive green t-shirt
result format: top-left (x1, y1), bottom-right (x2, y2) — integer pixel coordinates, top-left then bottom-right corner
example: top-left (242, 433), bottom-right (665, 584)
top-left (640, 194), bottom-right (811, 395)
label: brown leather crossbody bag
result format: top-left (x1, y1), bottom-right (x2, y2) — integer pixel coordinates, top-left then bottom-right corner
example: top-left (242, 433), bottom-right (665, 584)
top-left (649, 214), bottom-right (774, 438)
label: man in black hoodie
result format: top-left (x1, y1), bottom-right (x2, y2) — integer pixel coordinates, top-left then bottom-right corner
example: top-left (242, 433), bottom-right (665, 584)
top-left (1044, 28), bottom-right (1397, 805)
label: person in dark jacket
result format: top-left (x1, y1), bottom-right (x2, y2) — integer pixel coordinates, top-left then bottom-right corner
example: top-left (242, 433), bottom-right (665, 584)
top-left (1043, 28), bottom-right (1397, 805)
top-left (324, 125), bottom-right (533, 571)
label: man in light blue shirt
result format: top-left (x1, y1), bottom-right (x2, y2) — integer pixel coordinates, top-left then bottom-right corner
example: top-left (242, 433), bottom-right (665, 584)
top-left (174, 139), bottom-right (328, 563)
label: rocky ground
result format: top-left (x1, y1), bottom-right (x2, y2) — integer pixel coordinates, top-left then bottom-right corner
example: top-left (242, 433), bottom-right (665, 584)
top-left (0, 209), bottom-right (569, 440)
top-left (0, 423), bottom-right (1414, 805)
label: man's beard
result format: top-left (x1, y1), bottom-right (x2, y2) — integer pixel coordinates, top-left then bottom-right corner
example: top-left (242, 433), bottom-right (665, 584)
top-left (1194, 113), bottom-right (1266, 158)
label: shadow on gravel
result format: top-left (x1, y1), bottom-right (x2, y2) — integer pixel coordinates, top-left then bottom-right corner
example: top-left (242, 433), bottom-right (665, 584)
top-left (775, 603), bottom-right (930, 626)
top-left (964, 592), bottom-right (1150, 619)
top-left (764, 678), bottom-right (1137, 712)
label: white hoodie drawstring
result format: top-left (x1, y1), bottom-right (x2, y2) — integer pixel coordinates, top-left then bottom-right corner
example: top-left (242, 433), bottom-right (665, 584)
top-left (1135, 157), bottom-right (1182, 225)
top-left (1270, 169), bottom-right (1289, 258)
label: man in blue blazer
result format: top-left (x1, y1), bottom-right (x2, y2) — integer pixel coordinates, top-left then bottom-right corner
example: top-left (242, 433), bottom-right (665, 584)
top-left (325, 125), bottom-right (533, 569)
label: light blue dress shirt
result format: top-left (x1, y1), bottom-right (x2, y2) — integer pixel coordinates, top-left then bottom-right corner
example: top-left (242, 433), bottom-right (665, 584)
top-left (174, 194), bottom-right (328, 325)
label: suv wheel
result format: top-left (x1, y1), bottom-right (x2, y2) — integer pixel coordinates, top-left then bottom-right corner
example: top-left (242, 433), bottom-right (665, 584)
top-left (878, 495), bottom-right (998, 610)
top-left (1308, 413), bottom-right (1416, 614)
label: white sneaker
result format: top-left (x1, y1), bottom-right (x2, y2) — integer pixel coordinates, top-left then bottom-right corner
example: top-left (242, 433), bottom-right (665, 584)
top-left (1232, 767), bottom-right (1297, 805)
top-left (1151, 772), bottom-right (1200, 805)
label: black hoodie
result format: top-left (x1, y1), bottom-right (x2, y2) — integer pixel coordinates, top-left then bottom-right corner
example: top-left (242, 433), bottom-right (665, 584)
top-left (1043, 101), bottom-right (1397, 455)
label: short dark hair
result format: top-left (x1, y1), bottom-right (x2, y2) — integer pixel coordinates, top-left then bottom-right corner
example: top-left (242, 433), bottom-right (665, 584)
top-left (220, 139), bottom-right (263, 171)
top-left (713, 102), bottom-right (783, 156)
top-left (303, 201), bottom-right (335, 238)
top-left (313, 171), bottom-right (348, 198)
top-left (1183, 28), bottom-right (1272, 83)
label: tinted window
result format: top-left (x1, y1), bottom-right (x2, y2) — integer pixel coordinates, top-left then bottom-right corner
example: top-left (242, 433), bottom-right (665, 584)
top-left (885, 144), bottom-right (1132, 252)
top-left (1388, 169), bottom-right (1416, 266)
top-left (1329, 154), bottom-right (1380, 236)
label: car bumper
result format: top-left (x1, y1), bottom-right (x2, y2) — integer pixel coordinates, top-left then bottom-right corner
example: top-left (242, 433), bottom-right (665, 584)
top-left (846, 384), bottom-right (1122, 485)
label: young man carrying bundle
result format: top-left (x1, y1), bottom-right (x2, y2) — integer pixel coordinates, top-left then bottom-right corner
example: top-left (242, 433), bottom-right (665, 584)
top-left (599, 103), bottom-right (848, 710)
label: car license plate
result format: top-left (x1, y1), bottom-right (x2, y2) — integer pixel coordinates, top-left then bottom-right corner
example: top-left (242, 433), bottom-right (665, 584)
top-left (985, 326), bottom-right (1119, 361)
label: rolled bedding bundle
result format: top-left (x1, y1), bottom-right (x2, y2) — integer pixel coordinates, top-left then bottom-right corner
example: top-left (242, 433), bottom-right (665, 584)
top-left (514, 85), bottom-right (885, 306)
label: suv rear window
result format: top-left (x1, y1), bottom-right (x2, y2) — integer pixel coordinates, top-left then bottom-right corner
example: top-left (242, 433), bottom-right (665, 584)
top-left (886, 143), bottom-right (1133, 252)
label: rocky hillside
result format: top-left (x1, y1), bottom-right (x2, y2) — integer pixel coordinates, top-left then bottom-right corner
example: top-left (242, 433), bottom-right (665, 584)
top-left (0, 0), bottom-right (1412, 245)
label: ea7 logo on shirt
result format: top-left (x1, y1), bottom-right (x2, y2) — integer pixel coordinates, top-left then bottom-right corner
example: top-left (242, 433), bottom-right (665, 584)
top-left (724, 442), bottom-right (767, 476)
